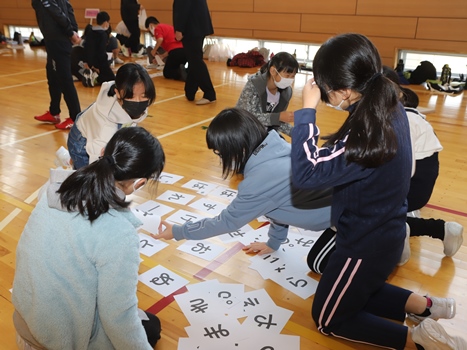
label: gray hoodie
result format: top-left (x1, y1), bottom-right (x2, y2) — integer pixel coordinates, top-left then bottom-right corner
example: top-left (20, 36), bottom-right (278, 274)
top-left (172, 131), bottom-right (332, 250)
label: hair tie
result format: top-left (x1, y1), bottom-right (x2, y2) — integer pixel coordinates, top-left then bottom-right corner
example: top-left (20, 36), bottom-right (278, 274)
top-left (100, 155), bottom-right (115, 165)
top-left (369, 72), bottom-right (382, 83)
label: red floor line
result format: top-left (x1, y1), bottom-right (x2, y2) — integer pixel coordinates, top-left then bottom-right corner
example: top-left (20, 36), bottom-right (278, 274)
top-left (425, 203), bottom-right (467, 217)
top-left (194, 242), bottom-right (245, 280)
top-left (146, 286), bottom-right (188, 314)
top-left (146, 242), bottom-right (244, 314)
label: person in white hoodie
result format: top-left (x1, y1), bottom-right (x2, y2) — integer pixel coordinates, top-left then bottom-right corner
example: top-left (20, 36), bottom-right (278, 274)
top-left (68, 62), bottom-right (156, 169)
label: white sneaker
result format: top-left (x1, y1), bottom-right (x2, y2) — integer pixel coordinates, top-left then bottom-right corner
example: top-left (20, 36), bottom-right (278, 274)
top-left (411, 318), bottom-right (467, 350)
top-left (408, 295), bottom-right (456, 323)
top-left (114, 57), bottom-right (124, 64)
top-left (121, 45), bottom-right (131, 57)
top-left (443, 222), bottom-right (463, 257)
top-left (407, 209), bottom-right (421, 218)
top-left (398, 223), bottom-right (411, 266)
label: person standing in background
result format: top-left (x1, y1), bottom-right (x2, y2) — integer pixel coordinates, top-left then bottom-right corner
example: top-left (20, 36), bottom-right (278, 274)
top-left (32, 0), bottom-right (82, 130)
top-left (173, 0), bottom-right (216, 105)
top-left (120, 0), bottom-right (144, 57)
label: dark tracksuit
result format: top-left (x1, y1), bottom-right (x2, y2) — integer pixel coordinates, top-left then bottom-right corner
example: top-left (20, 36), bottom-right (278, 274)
top-left (291, 103), bottom-right (413, 349)
top-left (120, 0), bottom-right (140, 53)
top-left (84, 27), bottom-right (115, 85)
top-left (31, 0), bottom-right (81, 121)
top-left (173, 0), bottom-right (216, 101)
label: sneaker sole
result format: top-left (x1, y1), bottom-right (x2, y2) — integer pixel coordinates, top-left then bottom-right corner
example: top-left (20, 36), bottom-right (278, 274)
top-left (34, 117), bottom-right (60, 124)
top-left (417, 319), bottom-right (456, 350)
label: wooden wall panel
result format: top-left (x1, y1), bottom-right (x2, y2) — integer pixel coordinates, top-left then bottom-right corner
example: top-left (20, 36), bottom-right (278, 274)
top-left (213, 28), bottom-right (254, 39)
top-left (1, 0), bottom-right (467, 67)
top-left (207, 0), bottom-right (254, 12)
top-left (357, 0), bottom-right (467, 18)
top-left (253, 0), bottom-right (358, 15)
top-left (301, 15), bottom-right (417, 39)
top-left (212, 12), bottom-right (300, 32)
top-left (416, 18), bottom-right (467, 42)
top-left (253, 31), bottom-right (331, 45)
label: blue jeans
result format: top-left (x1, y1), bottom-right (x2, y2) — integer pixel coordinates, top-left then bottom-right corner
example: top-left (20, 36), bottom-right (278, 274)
top-left (67, 112), bottom-right (88, 169)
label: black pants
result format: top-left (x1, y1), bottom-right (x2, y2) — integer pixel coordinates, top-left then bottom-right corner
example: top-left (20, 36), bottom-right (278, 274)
top-left (123, 19), bottom-right (141, 53)
top-left (95, 62), bottom-right (116, 85)
top-left (181, 36), bottom-right (216, 101)
top-left (142, 311), bottom-right (161, 348)
top-left (45, 40), bottom-right (81, 121)
top-left (164, 48), bottom-right (188, 80)
top-left (407, 153), bottom-right (439, 212)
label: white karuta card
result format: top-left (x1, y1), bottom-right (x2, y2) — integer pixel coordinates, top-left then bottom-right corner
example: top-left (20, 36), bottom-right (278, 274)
top-left (158, 172), bottom-right (184, 184)
top-left (174, 288), bottom-right (224, 324)
top-left (182, 179), bottom-right (219, 195)
top-left (206, 186), bottom-right (238, 203)
top-left (217, 224), bottom-right (254, 243)
top-left (240, 305), bottom-right (293, 335)
top-left (157, 190), bottom-right (196, 205)
top-left (132, 200), bottom-right (174, 218)
top-left (236, 333), bottom-right (300, 350)
top-left (188, 198), bottom-right (228, 216)
top-left (177, 240), bottom-right (226, 261)
top-left (138, 233), bottom-right (169, 257)
top-left (165, 209), bottom-right (206, 225)
top-left (138, 265), bottom-right (189, 297)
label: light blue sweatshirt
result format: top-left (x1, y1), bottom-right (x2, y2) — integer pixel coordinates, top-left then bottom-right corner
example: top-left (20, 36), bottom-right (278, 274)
top-left (12, 169), bottom-right (153, 350)
top-left (172, 131), bottom-right (332, 250)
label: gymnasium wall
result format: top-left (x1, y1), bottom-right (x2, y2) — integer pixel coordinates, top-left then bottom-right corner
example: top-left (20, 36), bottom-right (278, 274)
top-left (1, 0), bottom-right (466, 67)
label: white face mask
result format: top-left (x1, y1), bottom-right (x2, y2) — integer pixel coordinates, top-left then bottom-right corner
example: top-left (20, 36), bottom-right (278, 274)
top-left (325, 90), bottom-right (345, 111)
top-left (131, 178), bottom-right (146, 194)
top-left (326, 99), bottom-right (345, 111)
top-left (273, 68), bottom-right (294, 89)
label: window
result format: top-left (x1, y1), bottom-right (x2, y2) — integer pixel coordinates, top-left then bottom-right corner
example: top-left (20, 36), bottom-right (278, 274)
top-left (399, 50), bottom-right (467, 78)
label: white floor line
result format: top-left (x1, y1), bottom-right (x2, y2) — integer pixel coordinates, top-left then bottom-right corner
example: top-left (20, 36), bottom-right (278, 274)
top-left (0, 69), bottom-right (44, 78)
top-left (24, 187), bottom-right (42, 204)
top-left (0, 208), bottom-right (21, 231)
top-left (0, 129), bottom-right (59, 148)
top-left (1, 82), bottom-right (231, 148)
top-left (153, 82), bottom-right (229, 105)
top-left (0, 79), bottom-right (48, 90)
top-left (158, 117), bottom-right (214, 139)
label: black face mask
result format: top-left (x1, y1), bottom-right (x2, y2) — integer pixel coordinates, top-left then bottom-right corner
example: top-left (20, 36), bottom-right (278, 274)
top-left (122, 100), bottom-right (148, 118)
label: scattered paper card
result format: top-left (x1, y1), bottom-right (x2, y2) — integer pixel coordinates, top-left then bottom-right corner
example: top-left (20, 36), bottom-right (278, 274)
top-left (139, 265), bottom-right (189, 297)
top-left (158, 172), bottom-right (184, 185)
top-left (157, 190), bottom-right (196, 205)
top-left (188, 198), bottom-right (228, 216)
top-left (177, 240), bottom-right (226, 261)
top-left (182, 179), bottom-right (219, 195)
top-left (138, 232), bottom-right (169, 256)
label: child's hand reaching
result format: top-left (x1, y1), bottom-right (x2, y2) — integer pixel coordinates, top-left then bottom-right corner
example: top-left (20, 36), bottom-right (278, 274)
top-left (242, 242), bottom-right (274, 255)
top-left (150, 221), bottom-right (173, 240)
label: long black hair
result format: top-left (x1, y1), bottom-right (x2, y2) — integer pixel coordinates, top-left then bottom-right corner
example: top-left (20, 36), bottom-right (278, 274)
top-left (206, 108), bottom-right (268, 179)
top-left (313, 33), bottom-right (400, 168)
top-left (58, 127), bottom-right (165, 222)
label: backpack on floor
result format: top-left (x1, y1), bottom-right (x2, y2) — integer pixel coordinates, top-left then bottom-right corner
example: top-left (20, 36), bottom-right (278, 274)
top-left (409, 61), bottom-right (437, 84)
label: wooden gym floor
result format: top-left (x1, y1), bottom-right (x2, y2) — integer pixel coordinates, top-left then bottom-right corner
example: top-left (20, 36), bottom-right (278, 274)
top-left (0, 44), bottom-right (466, 349)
